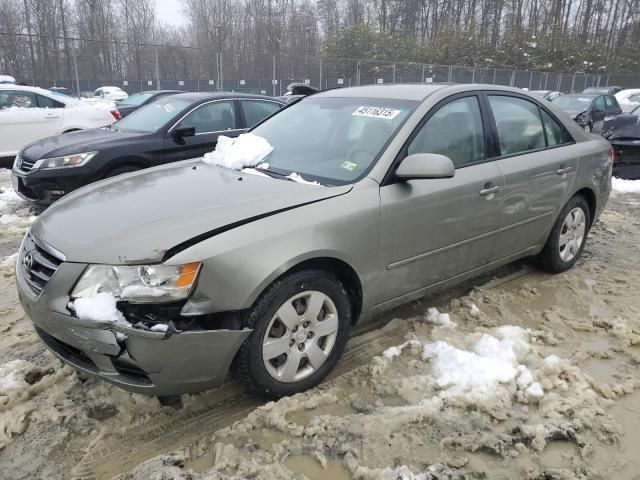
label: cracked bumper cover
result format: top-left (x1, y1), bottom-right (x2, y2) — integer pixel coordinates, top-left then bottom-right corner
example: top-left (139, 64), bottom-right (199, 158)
top-left (17, 261), bottom-right (251, 396)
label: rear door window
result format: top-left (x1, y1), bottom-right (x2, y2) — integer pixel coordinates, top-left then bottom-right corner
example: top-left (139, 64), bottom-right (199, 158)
top-left (241, 100), bottom-right (282, 128)
top-left (488, 95), bottom-right (545, 156)
top-left (593, 96), bottom-right (606, 111)
top-left (36, 94), bottom-right (64, 109)
top-left (541, 110), bottom-right (571, 146)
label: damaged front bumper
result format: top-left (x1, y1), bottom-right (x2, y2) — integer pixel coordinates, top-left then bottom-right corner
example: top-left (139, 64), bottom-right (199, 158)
top-left (17, 260), bottom-right (251, 396)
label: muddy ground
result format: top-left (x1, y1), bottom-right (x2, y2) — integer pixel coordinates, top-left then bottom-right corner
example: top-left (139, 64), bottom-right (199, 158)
top-left (1, 168), bottom-right (640, 480)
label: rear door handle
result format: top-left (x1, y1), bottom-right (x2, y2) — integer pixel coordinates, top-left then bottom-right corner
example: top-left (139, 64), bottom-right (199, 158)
top-left (556, 166), bottom-right (572, 175)
top-left (479, 185), bottom-right (501, 196)
top-left (44, 113), bottom-right (60, 118)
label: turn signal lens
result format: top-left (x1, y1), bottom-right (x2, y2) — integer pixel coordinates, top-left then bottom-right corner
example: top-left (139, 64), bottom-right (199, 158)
top-left (176, 262), bottom-right (201, 287)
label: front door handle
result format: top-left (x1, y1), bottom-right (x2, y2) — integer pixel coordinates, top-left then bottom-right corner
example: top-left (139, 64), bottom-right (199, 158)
top-left (479, 185), bottom-right (501, 196)
top-left (44, 113), bottom-right (60, 118)
top-left (556, 166), bottom-right (572, 175)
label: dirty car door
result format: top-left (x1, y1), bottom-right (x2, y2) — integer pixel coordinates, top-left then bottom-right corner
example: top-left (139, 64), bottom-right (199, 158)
top-left (486, 94), bottom-right (578, 259)
top-left (163, 100), bottom-right (243, 162)
top-left (379, 94), bottom-right (504, 303)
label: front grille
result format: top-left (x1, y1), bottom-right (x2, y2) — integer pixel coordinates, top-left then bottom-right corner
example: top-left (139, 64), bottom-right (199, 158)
top-left (19, 233), bottom-right (64, 296)
top-left (16, 155), bottom-right (37, 173)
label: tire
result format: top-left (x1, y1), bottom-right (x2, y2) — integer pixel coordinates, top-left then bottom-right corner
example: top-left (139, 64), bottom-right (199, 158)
top-left (104, 164), bottom-right (140, 179)
top-left (235, 270), bottom-right (351, 396)
top-left (538, 195), bottom-right (590, 273)
top-left (584, 123), bottom-right (593, 133)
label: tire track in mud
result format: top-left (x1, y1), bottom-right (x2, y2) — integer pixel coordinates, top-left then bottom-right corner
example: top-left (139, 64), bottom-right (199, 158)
top-left (73, 264), bottom-right (552, 480)
top-left (72, 318), bottom-right (415, 480)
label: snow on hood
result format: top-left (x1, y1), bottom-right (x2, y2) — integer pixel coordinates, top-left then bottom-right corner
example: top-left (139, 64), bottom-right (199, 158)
top-left (203, 133), bottom-right (273, 170)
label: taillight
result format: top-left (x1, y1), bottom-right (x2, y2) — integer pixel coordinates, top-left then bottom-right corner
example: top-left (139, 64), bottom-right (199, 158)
top-left (110, 109), bottom-right (121, 121)
top-left (608, 146), bottom-right (615, 167)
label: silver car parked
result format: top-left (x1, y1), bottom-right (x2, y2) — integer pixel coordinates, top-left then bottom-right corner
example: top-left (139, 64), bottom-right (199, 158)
top-left (16, 84), bottom-right (613, 396)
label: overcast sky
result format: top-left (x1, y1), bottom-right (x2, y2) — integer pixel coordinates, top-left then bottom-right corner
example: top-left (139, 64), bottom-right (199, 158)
top-left (155, 0), bottom-right (186, 27)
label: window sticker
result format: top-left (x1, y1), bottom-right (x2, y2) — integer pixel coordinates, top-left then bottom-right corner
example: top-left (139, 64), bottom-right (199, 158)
top-left (352, 106), bottom-right (401, 119)
top-left (164, 103), bottom-right (175, 113)
top-left (341, 161), bottom-right (358, 171)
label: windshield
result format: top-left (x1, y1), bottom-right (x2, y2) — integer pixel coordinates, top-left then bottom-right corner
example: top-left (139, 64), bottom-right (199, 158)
top-left (251, 97), bottom-right (417, 185)
top-left (552, 95), bottom-right (593, 111)
top-left (119, 92), bottom-right (152, 106)
top-left (115, 96), bottom-right (191, 133)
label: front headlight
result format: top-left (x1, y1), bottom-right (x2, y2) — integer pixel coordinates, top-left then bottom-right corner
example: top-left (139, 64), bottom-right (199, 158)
top-left (71, 263), bottom-right (201, 303)
top-left (35, 151), bottom-right (97, 170)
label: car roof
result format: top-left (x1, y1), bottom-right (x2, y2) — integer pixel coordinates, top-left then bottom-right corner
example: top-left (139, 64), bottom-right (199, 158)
top-left (315, 83), bottom-right (547, 101)
top-left (0, 84), bottom-right (60, 96)
top-left (138, 90), bottom-right (183, 95)
top-left (169, 91), bottom-right (286, 102)
top-left (564, 93), bottom-right (597, 97)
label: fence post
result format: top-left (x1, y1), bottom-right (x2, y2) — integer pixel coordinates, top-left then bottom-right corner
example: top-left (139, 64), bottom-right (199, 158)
top-left (392, 63), bottom-right (396, 83)
top-left (472, 67), bottom-right (476, 83)
top-left (319, 57), bottom-right (322, 90)
top-left (219, 51), bottom-right (224, 91)
top-left (356, 61), bottom-right (361, 86)
top-left (421, 64), bottom-right (425, 83)
top-left (272, 54), bottom-right (276, 96)
top-left (492, 68), bottom-right (496, 84)
top-left (529, 71), bottom-right (533, 90)
top-left (448, 65), bottom-right (452, 83)
top-left (557, 73), bottom-right (562, 91)
top-left (570, 74), bottom-right (575, 93)
top-left (73, 47), bottom-right (80, 98)
top-left (544, 72), bottom-right (548, 90)
top-left (154, 45), bottom-right (160, 89)
top-left (510, 70), bottom-right (515, 87)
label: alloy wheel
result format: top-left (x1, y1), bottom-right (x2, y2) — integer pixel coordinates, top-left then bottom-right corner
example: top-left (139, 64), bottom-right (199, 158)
top-left (262, 291), bottom-right (339, 383)
top-left (558, 207), bottom-right (587, 262)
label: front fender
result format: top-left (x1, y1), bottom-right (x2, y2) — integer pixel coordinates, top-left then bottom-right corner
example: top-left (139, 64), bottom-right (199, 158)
top-left (171, 181), bottom-right (381, 316)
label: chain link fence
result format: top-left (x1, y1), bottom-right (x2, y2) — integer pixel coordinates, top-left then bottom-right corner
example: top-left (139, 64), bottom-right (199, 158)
top-left (6, 38), bottom-right (638, 96)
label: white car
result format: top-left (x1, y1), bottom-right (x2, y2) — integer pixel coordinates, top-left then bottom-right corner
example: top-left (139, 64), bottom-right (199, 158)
top-left (614, 89), bottom-right (640, 113)
top-left (93, 86), bottom-right (129, 101)
top-left (0, 85), bottom-right (120, 164)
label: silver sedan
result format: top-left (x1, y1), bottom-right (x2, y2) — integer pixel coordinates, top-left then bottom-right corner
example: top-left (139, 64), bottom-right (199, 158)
top-left (16, 84), bottom-right (612, 396)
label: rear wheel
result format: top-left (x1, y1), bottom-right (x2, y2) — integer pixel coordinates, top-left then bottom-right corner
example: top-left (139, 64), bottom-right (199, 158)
top-left (539, 195), bottom-right (590, 273)
top-left (235, 270), bottom-right (351, 396)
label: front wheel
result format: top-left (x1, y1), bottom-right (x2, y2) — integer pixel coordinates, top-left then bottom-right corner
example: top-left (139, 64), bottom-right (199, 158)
top-left (235, 270), bottom-right (351, 396)
top-left (538, 195), bottom-right (590, 273)
top-left (583, 123), bottom-right (593, 133)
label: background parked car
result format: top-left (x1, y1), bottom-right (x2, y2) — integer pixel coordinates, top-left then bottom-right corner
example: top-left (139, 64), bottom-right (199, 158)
top-left (115, 90), bottom-right (182, 117)
top-left (551, 93), bottom-right (622, 132)
top-left (614, 89), bottom-right (640, 113)
top-left (583, 86), bottom-right (623, 95)
top-left (0, 84), bottom-right (120, 168)
top-left (595, 105), bottom-right (640, 179)
top-left (529, 90), bottom-right (563, 101)
top-left (12, 92), bottom-right (285, 204)
top-left (94, 86), bottom-right (128, 101)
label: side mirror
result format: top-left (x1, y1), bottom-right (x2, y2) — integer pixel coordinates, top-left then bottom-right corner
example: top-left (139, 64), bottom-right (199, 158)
top-left (395, 153), bottom-right (455, 180)
top-left (172, 126), bottom-right (196, 139)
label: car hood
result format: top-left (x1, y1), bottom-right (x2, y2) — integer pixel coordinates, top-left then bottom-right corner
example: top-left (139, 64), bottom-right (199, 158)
top-left (32, 161), bottom-right (353, 264)
top-left (20, 128), bottom-right (145, 160)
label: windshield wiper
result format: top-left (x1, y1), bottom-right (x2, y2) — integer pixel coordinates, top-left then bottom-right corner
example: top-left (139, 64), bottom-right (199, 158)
top-left (252, 166), bottom-right (294, 181)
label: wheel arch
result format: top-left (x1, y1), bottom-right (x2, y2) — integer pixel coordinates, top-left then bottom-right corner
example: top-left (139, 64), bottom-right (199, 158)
top-left (258, 256), bottom-right (364, 325)
top-left (571, 186), bottom-right (597, 226)
top-left (101, 156), bottom-right (149, 177)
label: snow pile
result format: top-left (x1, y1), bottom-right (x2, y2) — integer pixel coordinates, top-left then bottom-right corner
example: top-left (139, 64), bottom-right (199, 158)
top-left (72, 292), bottom-right (129, 325)
top-left (0, 184), bottom-right (24, 216)
top-left (287, 172), bottom-right (320, 185)
top-left (424, 307), bottom-right (456, 328)
top-left (203, 133), bottom-right (273, 170)
top-left (421, 326), bottom-right (542, 402)
top-left (612, 177), bottom-right (640, 193)
top-left (0, 253), bottom-right (17, 269)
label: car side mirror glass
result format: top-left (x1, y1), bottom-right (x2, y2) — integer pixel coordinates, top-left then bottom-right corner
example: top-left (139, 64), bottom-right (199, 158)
top-left (395, 153), bottom-right (455, 180)
top-left (172, 126), bottom-right (196, 139)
